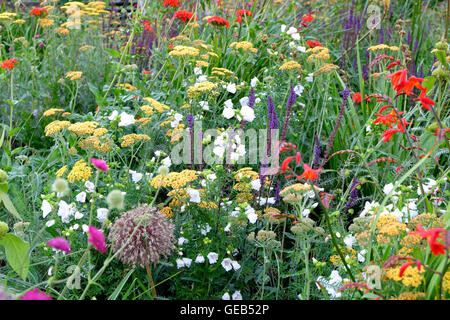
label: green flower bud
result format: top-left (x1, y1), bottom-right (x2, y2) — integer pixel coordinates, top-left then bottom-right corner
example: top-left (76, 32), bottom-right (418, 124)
top-left (435, 41), bottom-right (448, 51)
top-left (0, 221), bottom-right (9, 239)
top-left (0, 169), bottom-right (7, 184)
top-left (52, 178), bottom-right (69, 196)
top-left (107, 189), bottom-right (125, 210)
top-left (432, 67), bottom-right (449, 79)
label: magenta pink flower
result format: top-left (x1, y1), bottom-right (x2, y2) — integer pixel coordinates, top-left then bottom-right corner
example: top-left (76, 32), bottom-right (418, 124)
top-left (90, 158), bottom-right (108, 172)
top-left (47, 237), bottom-right (71, 254)
top-left (88, 226), bottom-right (107, 253)
top-left (20, 288), bottom-right (52, 300)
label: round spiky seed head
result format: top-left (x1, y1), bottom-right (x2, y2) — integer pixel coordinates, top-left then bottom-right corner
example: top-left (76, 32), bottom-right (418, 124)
top-left (52, 178), bottom-right (69, 196)
top-left (108, 205), bottom-right (175, 267)
top-left (106, 190), bottom-right (124, 209)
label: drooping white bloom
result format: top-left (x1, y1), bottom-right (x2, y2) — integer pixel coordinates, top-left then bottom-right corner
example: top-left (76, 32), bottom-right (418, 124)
top-left (280, 24), bottom-right (287, 33)
top-left (46, 219), bottom-right (55, 227)
top-left (118, 112), bottom-right (135, 127)
top-left (195, 255), bottom-right (205, 263)
top-left (75, 192), bottom-right (86, 203)
top-left (197, 75), bottom-right (207, 83)
top-left (294, 84), bottom-right (304, 96)
top-left (178, 237), bottom-right (188, 245)
top-left (250, 179), bottom-right (261, 191)
top-left (224, 223), bottom-right (231, 232)
top-left (129, 170), bottom-right (143, 183)
top-left (246, 206), bottom-right (258, 224)
top-left (182, 257), bottom-right (192, 268)
top-left (222, 292), bottom-right (231, 300)
top-left (223, 106), bottom-right (235, 119)
top-left (108, 110), bottom-right (119, 121)
top-left (200, 224), bottom-right (211, 235)
top-left (176, 259), bottom-right (185, 269)
top-left (194, 67), bottom-right (202, 75)
top-left (85, 181), bottom-right (95, 193)
top-left (344, 234), bottom-right (356, 249)
top-left (206, 173), bottom-right (216, 181)
top-left (250, 77), bottom-right (258, 87)
top-left (239, 96), bottom-right (249, 107)
top-left (305, 73), bottom-right (314, 82)
top-left (226, 83), bottom-right (236, 94)
top-left (162, 156), bottom-right (172, 168)
top-left (240, 105), bottom-right (255, 122)
top-left (286, 26), bottom-right (297, 35)
top-left (358, 249), bottom-right (366, 263)
top-left (57, 200), bottom-right (76, 224)
top-left (291, 32), bottom-right (300, 40)
top-left (232, 291), bottom-right (243, 300)
top-left (297, 46), bottom-right (306, 52)
top-left (41, 200), bottom-right (52, 218)
top-left (231, 260), bottom-right (241, 271)
top-left (97, 208), bottom-right (109, 223)
top-left (199, 101), bottom-right (209, 111)
top-left (187, 188), bottom-right (201, 203)
top-left (207, 252), bottom-right (219, 264)
top-left (221, 258), bottom-right (233, 272)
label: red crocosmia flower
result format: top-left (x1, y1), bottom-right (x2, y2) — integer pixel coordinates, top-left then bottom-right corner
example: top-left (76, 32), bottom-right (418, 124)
top-left (163, 0), bottom-right (181, 7)
top-left (142, 70), bottom-right (151, 75)
top-left (306, 40), bottom-right (322, 48)
top-left (352, 92), bottom-right (362, 103)
top-left (373, 109), bottom-right (403, 128)
top-left (414, 90), bottom-right (435, 111)
top-left (20, 288), bottom-right (52, 300)
top-left (96, 106), bottom-right (100, 112)
top-left (47, 237), bottom-right (71, 254)
top-left (296, 152), bottom-right (301, 165)
top-left (30, 7), bottom-right (48, 18)
top-left (90, 158), bottom-right (109, 172)
top-left (403, 76), bottom-right (424, 95)
top-left (236, 9), bottom-right (252, 18)
top-left (301, 13), bottom-right (314, 23)
top-left (386, 68), bottom-right (408, 94)
top-left (142, 19), bottom-right (152, 31)
top-left (395, 166), bottom-right (403, 173)
top-left (168, 43), bottom-right (174, 49)
top-left (380, 119), bottom-right (410, 142)
top-left (1, 58), bottom-right (19, 70)
top-left (386, 59), bottom-right (401, 70)
top-left (398, 261), bottom-right (415, 277)
top-left (207, 16), bottom-right (230, 28)
top-left (297, 163), bottom-right (322, 181)
top-left (174, 10), bottom-right (197, 22)
top-left (281, 156), bottom-right (294, 171)
top-left (410, 224), bottom-right (446, 255)
top-left (88, 226), bottom-right (107, 253)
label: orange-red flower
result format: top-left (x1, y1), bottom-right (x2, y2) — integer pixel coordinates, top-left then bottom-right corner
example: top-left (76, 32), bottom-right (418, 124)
top-left (142, 19), bottom-right (152, 31)
top-left (352, 92), bottom-right (362, 103)
top-left (409, 224), bottom-right (446, 255)
top-left (1, 58), bottom-right (19, 70)
top-left (414, 89), bottom-right (435, 111)
top-left (373, 109), bottom-right (403, 128)
top-left (174, 10), bottom-right (196, 22)
top-left (380, 119), bottom-right (410, 142)
top-left (236, 9), bottom-right (252, 17)
top-left (306, 40), bottom-right (322, 48)
top-left (281, 156), bottom-right (294, 171)
top-left (163, 0), bottom-right (181, 7)
top-left (207, 16), bottom-right (230, 28)
top-left (297, 163), bottom-right (322, 181)
top-left (30, 7), bottom-right (48, 18)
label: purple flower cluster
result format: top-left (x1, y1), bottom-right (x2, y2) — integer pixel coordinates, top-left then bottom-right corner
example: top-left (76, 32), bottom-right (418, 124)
top-left (280, 85), bottom-right (296, 142)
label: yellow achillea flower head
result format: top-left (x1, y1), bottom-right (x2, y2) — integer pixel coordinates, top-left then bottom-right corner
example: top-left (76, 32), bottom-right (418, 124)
top-left (93, 128), bottom-right (108, 137)
top-left (140, 105), bottom-right (154, 116)
top-left (229, 41), bottom-right (258, 53)
top-left (39, 18), bottom-right (54, 27)
top-left (43, 108), bottom-right (64, 117)
top-left (314, 63), bottom-right (339, 76)
top-left (116, 83), bottom-right (137, 91)
top-left (385, 265), bottom-right (425, 287)
top-left (67, 159), bottom-right (92, 182)
top-left (187, 81), bottom-right (217, 97)
top-left (279, 60), bottom-right (302, 71)
top-left (78, 136), bottom-right (113, 153)
top-left (56, 165), bottom-right (68, 178)
top-left (168, 45), bottom-right (200, 57)
top-left (12, 19), bottom-right (26, 24)
top-left (65, 71), bottom-right (83, 80)
top-left (160, 206), bottom-right (173, 218)
top-left (45, 120), bottom-right (71, 136)
top-left (56, 27), bottom-right (70, 34)
top-left (68, 121), bottom-right (99, 136)
top-left (142, 98), bottom-right (170, 113)
top-left (121, 134), bottom-right (151, 147)
top-left (196, 60), bottom-right (209, 67)
top-left (367, 44), bottom-right (400, 52)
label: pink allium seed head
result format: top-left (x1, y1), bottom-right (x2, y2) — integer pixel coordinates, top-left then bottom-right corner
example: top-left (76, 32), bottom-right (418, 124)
top-left (47, 237), bottom-right (71, 254)
top-left (88, 226), bottom-right (107, 253)
top-left (20, 288), bottom-right (53, 300)
top-left (90, 158), bottom-right (109, 172)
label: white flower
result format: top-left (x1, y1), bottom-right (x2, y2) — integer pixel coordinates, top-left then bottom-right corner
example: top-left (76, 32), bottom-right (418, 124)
top-left (45, 219), bottom-right (55, 227)
top-left (224, 223), bottom-right (231, 232)
top-left (97, 208), bottom-right (109, 223)
top-left (226, 83), bottom-right (236, 94)
top-left (176, 259), bottom-right (185, 269)
top-left (291, 32), bottom-right (300, 40)
top-left (247, 210), bottom-right (258, 224)
top-left (335, 232), bottom-right (341, 238)
top-left (118, 112), bottom-right (135, 127)
top-left (232, 291), bottom-right (242, 300)
top-left (222, 292), bottom-right (231, 300)
top-left (178, 237), bottom-right (188, 245)
top-left (199, 101), bottom-right (209, 111)
top-left (286, 26), bottom-right (297, 35)
top-left (75, 192), bottom-right (86, 203)
top-left (82, 224), bottom-right (89, 233)
top-left (223, 106), bottom-right (235, 119)
top-left (294, 84), bottom-right (304, 96)
top-left (358, 249), bottom-right (366, 263)
top-left (85, 181), bottom-right (95, 193)
top-left (280, 24), bottom-right (286, 33)
top-left (194, 67), bottom-right (202, 75)
top-left (344, 234), bottom-right (356, 249)
top-left (197, 75), bottom-right (207, 83)
top-left (129, 170), bottom-right (143, 183)
top-left (250, 179), bottom-right (261, 191)
top-left (195, 255), bottom-right (205, 263)
top-left (302, 209), bottom-right (310, 218)
top-left (329, 270), bottom-right (342, 286)
top-left (206, 173), bottom-right (216, 181)
top-left (240, 105), bottom-right (255, 122)
top-left (74, 211), bottom-right (83, 220)
top-left (182, 257), bottom-right (192, 268)
top-left (57, 200), bottom-right (76, 224)
top-left (231, 260), bottom-right (241, 271)
top-left (187, 188), bottom-right (201, 203)
top-left (239, 97), bottom-right (249, 107)
top-left (305, 73), bottom-right (314, 82)
top-left (41, 200), bottom-right (52, 218)
top-left (250, 77), bottom-right (258, 87)
top-left (163, 156), bottom-right (172, 168)
top-left (297, 46), bottom-right (306, 52)
top-left (200, 224), bottom-right (211, 235)
top-left (221, 258), bottom-right (233, 272)
top-left (108, 110), bottom-right (119, 121)
top-left (207, 252), bottom-right (219, 264)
